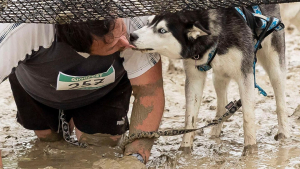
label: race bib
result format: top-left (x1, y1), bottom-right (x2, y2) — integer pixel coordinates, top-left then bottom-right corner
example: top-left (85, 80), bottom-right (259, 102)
top-left (56, 66), bottom-right (115, 90)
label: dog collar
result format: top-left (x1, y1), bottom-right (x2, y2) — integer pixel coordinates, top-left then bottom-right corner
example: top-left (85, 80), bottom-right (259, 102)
top-left (194, 43), bottom-right (218, 72)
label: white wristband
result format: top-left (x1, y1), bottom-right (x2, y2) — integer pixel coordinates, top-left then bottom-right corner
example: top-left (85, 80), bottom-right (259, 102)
top-left (131, 153), bottom-right (145, 164)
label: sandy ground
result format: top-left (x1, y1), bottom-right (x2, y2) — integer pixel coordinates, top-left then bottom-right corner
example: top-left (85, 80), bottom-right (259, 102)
top-left (1, 27), bottom-right (300, 169)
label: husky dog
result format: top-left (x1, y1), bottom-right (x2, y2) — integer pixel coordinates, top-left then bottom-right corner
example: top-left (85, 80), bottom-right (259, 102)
top-left (130, 4), bottom-right (290, 153)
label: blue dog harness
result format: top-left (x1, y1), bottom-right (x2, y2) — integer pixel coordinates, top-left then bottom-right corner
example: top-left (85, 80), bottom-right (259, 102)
top-left (235, 5), bottom-right (284, 96)
top-left (196, 5), bottom-right (284, 97)
top-left (195, 43), bottom-right (218, 71)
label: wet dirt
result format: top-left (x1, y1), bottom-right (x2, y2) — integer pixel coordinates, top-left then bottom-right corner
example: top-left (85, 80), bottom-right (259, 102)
top-left (1, 29), bottom-right (300, 169)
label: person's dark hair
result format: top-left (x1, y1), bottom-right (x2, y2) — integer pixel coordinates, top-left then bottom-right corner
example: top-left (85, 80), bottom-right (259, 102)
top-left (56, 19), bottom-right (116, 53)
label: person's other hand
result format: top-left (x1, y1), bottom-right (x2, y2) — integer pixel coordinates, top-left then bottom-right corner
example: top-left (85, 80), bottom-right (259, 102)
top-left (92, 155), bottom-right (146, 169)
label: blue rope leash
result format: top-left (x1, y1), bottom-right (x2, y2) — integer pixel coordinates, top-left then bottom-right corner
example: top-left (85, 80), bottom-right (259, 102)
top-left (253, 59), bottom-right (267, 96)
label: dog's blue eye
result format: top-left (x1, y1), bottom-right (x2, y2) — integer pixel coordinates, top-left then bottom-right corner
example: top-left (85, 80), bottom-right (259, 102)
top-left (158, 28), bottom-right (167, 34)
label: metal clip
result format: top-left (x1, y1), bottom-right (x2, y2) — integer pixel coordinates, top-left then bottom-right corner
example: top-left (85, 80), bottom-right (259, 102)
top-left (226, 99), bottom-right (242, 114)
top-left (193, 54), bottom-right (200, 60)
top-left (225, 101), bottom-right (234, 110)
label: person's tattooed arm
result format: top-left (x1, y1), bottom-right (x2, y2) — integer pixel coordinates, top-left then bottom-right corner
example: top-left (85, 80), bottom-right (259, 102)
top-left (125, 60), bottom-right (165, 163)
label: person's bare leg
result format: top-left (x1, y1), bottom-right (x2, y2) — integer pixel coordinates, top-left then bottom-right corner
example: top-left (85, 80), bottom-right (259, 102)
top-left (75, 127), bottom-right (122, 147)
top-left (34, 129), bottom-right (63, 142)
top-left (69, 118), bottom-right (75, 134)
top-left (34, 118), bottom-right (75, 142)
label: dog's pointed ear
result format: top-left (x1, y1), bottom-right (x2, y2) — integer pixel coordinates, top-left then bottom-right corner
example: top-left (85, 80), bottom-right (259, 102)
top-left (187, 21), bottom-right (211, 40)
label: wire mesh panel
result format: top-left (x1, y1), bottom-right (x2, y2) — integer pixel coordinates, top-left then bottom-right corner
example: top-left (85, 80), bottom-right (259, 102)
top-left (0, 0), bottom-right (300, 24)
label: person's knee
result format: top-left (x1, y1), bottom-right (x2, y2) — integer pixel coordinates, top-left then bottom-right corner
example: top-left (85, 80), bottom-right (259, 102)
top-left (34, 129), bottom-right (63, 142)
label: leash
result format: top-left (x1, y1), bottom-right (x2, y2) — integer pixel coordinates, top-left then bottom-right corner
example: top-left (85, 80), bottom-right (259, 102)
top-left (118, 99), bottom-right (242, 150)
top-left (55, 99), bottom-right (241, 149)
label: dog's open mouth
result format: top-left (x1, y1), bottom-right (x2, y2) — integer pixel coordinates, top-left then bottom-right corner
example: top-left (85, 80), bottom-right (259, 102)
top-left (132, 48), bottom-right (154, 52)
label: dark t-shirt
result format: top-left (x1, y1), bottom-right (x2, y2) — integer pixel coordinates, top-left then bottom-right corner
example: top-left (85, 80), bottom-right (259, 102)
top-left (15, 41), bottom-right (127, 110)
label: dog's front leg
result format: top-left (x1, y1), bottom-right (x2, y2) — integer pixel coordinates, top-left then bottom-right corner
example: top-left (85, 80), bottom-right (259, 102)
top-left (179, 60), bottom-right (207, 153)
top-left (237, 73), bottom-right (257, 155)
top-left (210, 73), bottom-right (230, 138)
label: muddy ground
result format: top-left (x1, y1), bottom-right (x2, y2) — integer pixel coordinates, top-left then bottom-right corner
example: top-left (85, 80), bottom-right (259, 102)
top-left (1, 28), bottom-right (300, 169)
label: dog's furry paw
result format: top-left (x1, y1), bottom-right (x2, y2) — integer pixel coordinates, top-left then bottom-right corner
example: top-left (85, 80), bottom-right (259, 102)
top-left (274, 133), bottom-right (288, 141)
top-left (242, 144), bottom-right (258, 156)
top-left (209, 127), bottom-right (222, 138)
top-left (178, 146), bottom-right (192, 154)
top-left (209, 134), bottom-right (221, 139)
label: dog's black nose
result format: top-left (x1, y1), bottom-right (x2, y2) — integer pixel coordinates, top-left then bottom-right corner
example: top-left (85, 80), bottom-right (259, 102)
top-left (130, 33), bottom-right (139, 42)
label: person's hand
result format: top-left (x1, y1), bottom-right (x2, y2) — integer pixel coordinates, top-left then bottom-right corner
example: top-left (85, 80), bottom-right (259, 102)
top-left (92, 155), bottom-right (146, 169)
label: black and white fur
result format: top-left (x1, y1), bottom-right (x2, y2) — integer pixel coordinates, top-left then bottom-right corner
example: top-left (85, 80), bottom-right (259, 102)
top-left (130, 4), bottom-right (289, 153)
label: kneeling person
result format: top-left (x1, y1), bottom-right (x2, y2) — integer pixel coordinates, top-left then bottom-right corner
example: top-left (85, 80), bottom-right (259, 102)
top-left (0, 17), bottom-right (164, 166)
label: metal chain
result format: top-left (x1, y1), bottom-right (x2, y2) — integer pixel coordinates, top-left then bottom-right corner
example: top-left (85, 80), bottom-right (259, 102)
top-left (59, 110), bottom-right (88, 148)
top-left (119, 99), bottom-right (242, 150)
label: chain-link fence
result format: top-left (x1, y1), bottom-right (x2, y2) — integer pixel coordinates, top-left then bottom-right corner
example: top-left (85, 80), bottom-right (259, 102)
top-left (0, 0), bottom-right (299, 24)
